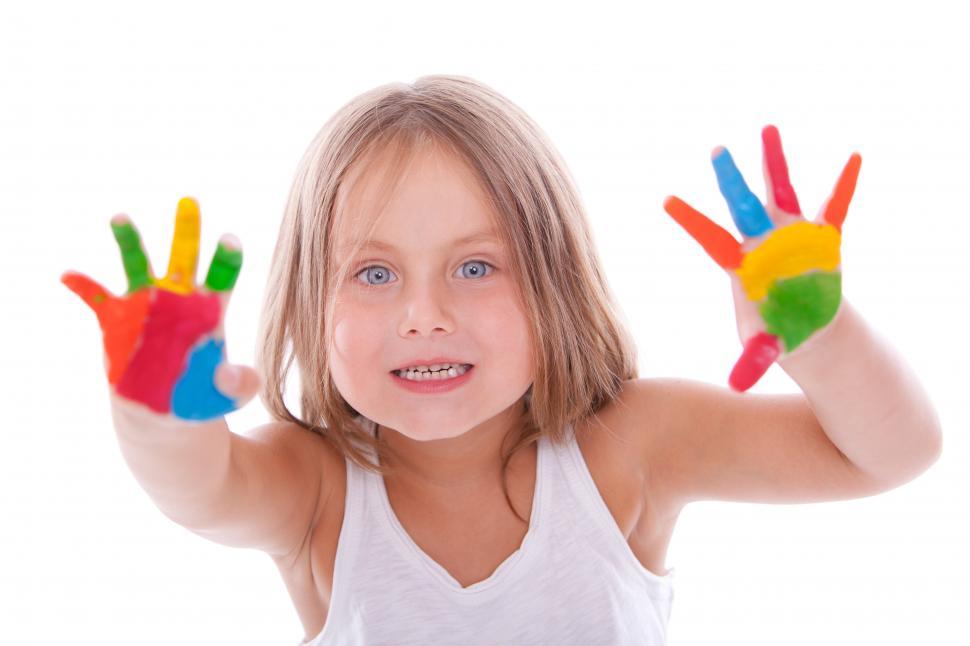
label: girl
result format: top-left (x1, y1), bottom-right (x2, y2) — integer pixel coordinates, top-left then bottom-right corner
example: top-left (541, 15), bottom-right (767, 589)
top-left (61, 75), bottom-right (942, 645)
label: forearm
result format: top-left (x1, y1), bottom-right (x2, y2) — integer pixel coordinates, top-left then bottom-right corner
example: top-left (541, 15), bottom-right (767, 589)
top-left (776, 298), bottom-right (942, 484)
top-left (109, 393), bottom-right (233, 527)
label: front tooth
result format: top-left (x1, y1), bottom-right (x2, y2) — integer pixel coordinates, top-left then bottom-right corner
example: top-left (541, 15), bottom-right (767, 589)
top-left (394, 364), bottom-right (470, 380)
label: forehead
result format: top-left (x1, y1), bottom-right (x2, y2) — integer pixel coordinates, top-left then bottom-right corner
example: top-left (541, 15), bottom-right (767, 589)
top-left (334, 141), bottom-right (501, 253)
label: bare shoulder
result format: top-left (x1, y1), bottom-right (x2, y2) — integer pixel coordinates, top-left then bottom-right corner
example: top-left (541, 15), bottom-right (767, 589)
top-left (576, 378), bottom-right (687, 518)
top-left (569, 378), bottom-right (685, 576)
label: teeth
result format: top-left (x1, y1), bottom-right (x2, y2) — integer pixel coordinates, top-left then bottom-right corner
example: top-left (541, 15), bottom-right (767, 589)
top-left (394, 363), bottom-right (471, 381)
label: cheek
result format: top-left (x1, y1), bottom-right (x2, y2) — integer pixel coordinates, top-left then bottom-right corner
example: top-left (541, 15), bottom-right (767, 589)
top-left (333, 307), bottom-right (383, 363)
top-left (468, 289), bottom-right (534, 377)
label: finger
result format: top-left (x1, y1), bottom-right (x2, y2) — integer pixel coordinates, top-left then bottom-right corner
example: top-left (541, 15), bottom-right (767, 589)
top-left (61, 270), bottom-right (152, 385)
top-left (761, 125), bottom-right (803, 216)
top-left (60, 270), bottom-right (113, 314)
top-left (818, 153), bottom-right (862, 233)
top-left (727, 331), bottom-right (781, 392)
top-left (213, 362), bottom-right (261, 400)
top-left (662, 196), bottom-right (744, 270)
top-left (156, 196), bottom-right (202, 295)
top-left (712, 146), bottom-right (775, 238)
top-left (110, 214), bottom-right (154, 294)
top-left (203, 233), bottom-right (243, 293)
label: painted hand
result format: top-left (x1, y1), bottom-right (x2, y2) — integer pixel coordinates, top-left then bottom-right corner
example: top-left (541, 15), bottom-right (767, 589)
top-left (61, 197), bottom-right (245, 421)
top-left (663, 125), bottom-right (862, 392)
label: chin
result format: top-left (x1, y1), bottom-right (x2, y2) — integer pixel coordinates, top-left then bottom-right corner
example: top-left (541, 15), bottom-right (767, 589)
top-left (379, 411), bottom-right (477, 441)
top-left (396, 425), bottom-right (471, 442)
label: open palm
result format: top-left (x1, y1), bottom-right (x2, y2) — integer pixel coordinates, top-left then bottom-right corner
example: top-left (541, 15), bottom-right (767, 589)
top-left (61, 197), bottom-right (244, 421)
top-left (663, 125), bottom-right (862, 392)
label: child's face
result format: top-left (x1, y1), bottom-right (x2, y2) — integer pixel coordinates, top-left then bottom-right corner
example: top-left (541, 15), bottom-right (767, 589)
top-left (329, 144), bottom-right (534, 441)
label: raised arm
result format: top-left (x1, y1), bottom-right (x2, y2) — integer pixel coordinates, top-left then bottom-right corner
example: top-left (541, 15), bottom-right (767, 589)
top-left (636, 301), bottom-right (940, 510)
top-left (63, 197), bottom-right (330, 564)
top-left (645, 126), bottom-right (941, 510)
top-left (109, 384), bottom-right (331, 564)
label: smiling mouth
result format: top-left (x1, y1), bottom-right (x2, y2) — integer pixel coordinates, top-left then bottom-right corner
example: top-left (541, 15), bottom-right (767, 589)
top-left (390, 363), bottom-right (473, 379)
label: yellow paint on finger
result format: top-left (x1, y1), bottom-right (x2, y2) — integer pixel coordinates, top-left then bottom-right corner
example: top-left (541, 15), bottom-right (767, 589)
top-left (737, 221), bottom-right (841, 301)
top-left (156, 197), bottom-right (201, 295)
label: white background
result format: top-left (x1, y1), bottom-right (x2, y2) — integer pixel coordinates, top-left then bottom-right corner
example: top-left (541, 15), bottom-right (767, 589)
top-left (2, 0), bottom-right (967, 644)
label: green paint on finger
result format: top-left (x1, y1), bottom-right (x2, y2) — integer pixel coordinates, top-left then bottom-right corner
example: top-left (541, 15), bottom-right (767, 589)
top-left (760, 272), bottom-right (842, 352)
top-left (110, 219), bottom-right (153, 293)
top-left (204, 240), bottom-right (243, 291)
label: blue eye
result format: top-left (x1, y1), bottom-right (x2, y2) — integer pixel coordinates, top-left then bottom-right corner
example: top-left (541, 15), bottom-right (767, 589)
top-left (457, 260), bottom-right (493, 279)
top-left (353, 260), bottom-right (494, 287)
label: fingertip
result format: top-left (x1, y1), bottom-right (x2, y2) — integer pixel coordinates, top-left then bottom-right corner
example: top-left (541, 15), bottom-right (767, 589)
top-left (219, 232), bottom-right (241, 251)
top-left (762, 124), bottom-right (779, 139)
top-left (110, 213), bottom-right (130, 226)
top-left (711, 145), bottom-right (726, 160)
top-left (59, 270), bottom-right (79, 290)
top-left (661, 196), bottom-right (680, 217)
top-left (215, 364), bottom-right (241, 394)
top-left (177, 196), bottom-right (200, 216)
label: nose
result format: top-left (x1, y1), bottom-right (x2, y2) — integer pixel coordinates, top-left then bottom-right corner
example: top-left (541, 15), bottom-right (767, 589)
top-left (397, 280), bottom-right (455, 338)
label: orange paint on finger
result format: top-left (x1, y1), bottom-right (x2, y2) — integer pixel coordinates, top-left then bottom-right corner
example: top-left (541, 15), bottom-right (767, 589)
top-left (663, 196), bottom-right (743, 270)
top-left (61, 271), bottom-right (152, 384)
top-left (821, 153), bottom-right (862, 233)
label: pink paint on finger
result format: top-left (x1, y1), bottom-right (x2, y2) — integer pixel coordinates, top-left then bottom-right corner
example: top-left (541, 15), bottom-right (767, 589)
top-left (762, 125), bottom-right (802, 216)
top-left (728, 331), bottom-right (781, 392)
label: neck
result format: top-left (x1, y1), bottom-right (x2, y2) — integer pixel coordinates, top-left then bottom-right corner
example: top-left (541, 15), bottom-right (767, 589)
top-left (375, 397), bottom-right (529, 498)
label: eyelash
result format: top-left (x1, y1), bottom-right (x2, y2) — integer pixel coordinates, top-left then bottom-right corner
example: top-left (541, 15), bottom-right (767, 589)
top-left (352, 260), bottom-right (495, 288)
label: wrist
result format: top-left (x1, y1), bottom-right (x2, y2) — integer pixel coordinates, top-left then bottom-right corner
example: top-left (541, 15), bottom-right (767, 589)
top-left (776, 297), bottom-right (850, 371)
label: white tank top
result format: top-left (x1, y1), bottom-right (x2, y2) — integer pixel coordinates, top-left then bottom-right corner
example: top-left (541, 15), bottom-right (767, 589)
top-left (297, 416), bottom-right (676, 645)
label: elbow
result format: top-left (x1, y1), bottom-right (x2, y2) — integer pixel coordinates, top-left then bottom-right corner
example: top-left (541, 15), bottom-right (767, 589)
top-left (923, 422), bottom-right (944, 470)
top-left (865, 424), bottom-right (943, 493)
top-left (916, 390), bottom-right (944, 471)
top-left (917, 398), bottom-right (944, 470)
top-left (899, 424), bottom-right (944, 487)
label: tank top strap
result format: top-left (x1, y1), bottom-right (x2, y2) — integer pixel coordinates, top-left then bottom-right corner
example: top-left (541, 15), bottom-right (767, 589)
top-left (548, 420), bottom-right (676, 594)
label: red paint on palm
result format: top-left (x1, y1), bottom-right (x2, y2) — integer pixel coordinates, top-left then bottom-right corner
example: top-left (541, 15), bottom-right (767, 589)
top-left (114, 289), bottom-right (222, 414)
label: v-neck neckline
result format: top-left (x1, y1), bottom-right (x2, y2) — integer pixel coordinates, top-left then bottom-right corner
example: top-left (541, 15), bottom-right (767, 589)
top-left (365, 417), bottom-right (545, 594)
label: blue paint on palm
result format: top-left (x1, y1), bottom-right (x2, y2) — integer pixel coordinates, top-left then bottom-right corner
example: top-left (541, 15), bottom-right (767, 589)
top-left (712, 148), bottom-right (774, 237)
top-left (171, 337), bottom-right (237, 420)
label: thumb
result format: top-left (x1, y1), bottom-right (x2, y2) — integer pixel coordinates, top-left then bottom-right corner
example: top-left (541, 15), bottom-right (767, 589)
top-left (214, 363), bottom-right (261, 402)
top-left (61, 270), bottom-right (112, 314)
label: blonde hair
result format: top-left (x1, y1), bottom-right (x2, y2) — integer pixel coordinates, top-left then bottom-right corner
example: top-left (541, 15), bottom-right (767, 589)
top-left (256, 74), bottom-right (638, 522)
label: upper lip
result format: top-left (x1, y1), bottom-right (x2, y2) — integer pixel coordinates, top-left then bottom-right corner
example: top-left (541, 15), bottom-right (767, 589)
top-left (391, 357), bottom-right (474, 371)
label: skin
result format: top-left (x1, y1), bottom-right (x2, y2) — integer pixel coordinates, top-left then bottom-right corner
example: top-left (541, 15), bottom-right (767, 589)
top-left (663, 125), bottom-right (861, 391)
top-left (328, 141), bottom-right (535, 501)
top-left (61, 197), bottom-right (246, 420)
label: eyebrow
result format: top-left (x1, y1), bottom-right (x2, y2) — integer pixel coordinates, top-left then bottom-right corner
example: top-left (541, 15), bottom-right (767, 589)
top-left (341, 230), bottom-right (502, 253)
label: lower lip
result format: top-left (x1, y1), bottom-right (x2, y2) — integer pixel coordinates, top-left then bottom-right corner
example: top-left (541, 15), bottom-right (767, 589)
top-left (389, 365), bottom-right (475, 394)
